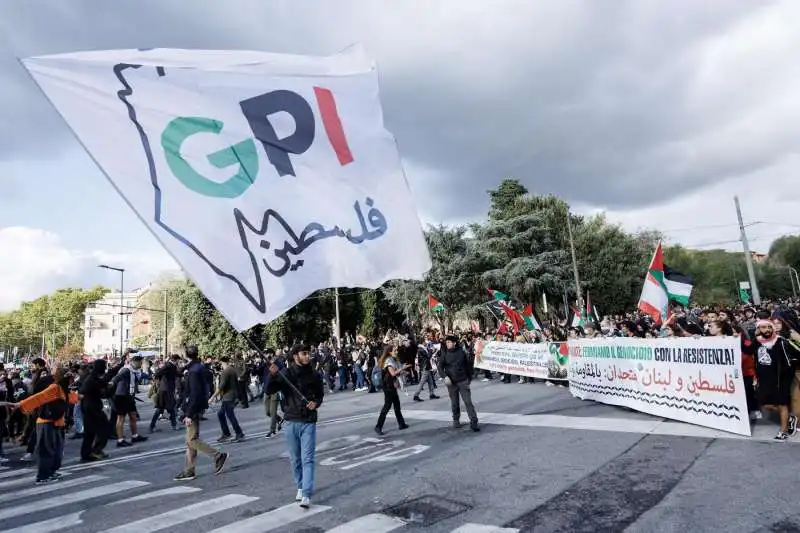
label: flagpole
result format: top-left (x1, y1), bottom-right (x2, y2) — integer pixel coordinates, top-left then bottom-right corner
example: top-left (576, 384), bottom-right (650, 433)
top-left (565, 208), bottom-right (584, 310)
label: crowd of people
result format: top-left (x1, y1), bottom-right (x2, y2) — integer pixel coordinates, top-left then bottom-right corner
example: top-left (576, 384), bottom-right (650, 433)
top-left (0, 297), bottom-right (798, 497)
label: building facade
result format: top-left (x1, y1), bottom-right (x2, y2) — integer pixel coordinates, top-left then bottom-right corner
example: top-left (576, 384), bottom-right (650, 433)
top-left (83, 287), bottom-right (149, 356)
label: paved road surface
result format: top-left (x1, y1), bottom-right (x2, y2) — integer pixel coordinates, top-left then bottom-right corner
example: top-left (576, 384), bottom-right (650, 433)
top-left (0, 379), bottom-right (796, 533)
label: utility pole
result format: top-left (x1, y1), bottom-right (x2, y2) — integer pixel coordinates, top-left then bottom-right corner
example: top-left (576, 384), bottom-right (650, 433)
top-left (163, 290), bottom-right (169, 358)
top-left (334, 287), bottom-right (341, 350)
top-left (565, 208), bottom-right (584, 310)
top-left (734, 197), bottom-right (761, 305)
top-left (789, 266), bottom-right (800, 299)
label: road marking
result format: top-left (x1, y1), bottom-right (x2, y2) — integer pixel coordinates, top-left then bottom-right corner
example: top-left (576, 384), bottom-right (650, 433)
top-left (3, 475), bottom-right (105, 501)
top-left (0, 472), bottom-right (72, 491)
top-left (207, 502), bottom-right (331, 533)
top-left (0, 480), bottom-right (149, 520)
top-left (326, 513), bottom-right (406, 532)
top-left (402, 409), bottom-right (781, 442)
top-left (106, 486), bottom-right (202, 505)
top-left (0, 468), bottom-right (35, 480)
top-left (340, 444), bottom-right (430, 470)
top-left (450, 524), bottom-right (519, 533)
top-left (3, 511), bottom-right (83, 533)
top-left (99, 494), bottom-right (258, 533)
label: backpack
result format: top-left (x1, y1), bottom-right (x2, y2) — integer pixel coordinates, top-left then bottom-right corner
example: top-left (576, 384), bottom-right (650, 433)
top-left (371, 367), bottom-right (382, 389)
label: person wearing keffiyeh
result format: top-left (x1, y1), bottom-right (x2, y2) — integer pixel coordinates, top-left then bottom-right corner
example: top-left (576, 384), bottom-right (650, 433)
top-left (754, 319), bottom-right (800, 440)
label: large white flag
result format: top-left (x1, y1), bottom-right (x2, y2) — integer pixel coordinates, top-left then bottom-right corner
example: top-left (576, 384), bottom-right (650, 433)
top-left (23, 46), bottom-right (431, 330)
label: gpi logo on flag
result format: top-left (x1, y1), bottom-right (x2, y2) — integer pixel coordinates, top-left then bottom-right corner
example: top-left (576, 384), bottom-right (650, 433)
top-left (161, 84), bottom-right (355, 198)
top-left (23, 46), bottom-right (431, 329)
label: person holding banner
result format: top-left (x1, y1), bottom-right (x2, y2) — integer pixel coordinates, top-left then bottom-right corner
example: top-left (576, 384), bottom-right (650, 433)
top-left (754, 319), bottom-right (800, 440)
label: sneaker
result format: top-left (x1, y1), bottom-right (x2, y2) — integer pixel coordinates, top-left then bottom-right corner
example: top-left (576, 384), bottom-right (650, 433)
top-left (789, 415), bottom-right (797, 436)
top-left (217, 435), bottom-right (233, 443)
top-left (35, 477), bottom-right (51, 485)
top-left (374, 427), bottom-right (385, 436)
top-left (481, 377), bottom-right (490, 382)
top-left (214, 452), bottom-right (229, 475)
top-left (0, 456), bottom-right (9, 463)
top-left (49, 473), bottom-right (62, 481)
top-left (413, 396), bottom-right (423, 402)
top-left (775, 431), bottom-right (789, 441)
top-left (398, 424), bottom-right (409, 430)
top-left (471, 423), bottom-right (481, 432)
top-left (299, 496), bottom-right (310, 509)
top-left (232, 434), bottom-right (246, 443)
top-left (264, 431), bottom-right (276, 439)
top-left (277, 418), bottom-right (284, 432)
top-left (453, 421), bottom-right (463, 429)
top-left (174, 471), bottom-right (196, 481)
top-left (296, 489), bottom-right (303, 502)
top-left (20, 453), bottom-right (33, 462)
top-left (131, 435), bottom-right (148, 443)
top-left (93, 451), bottom-right (109, 459)
top-left (429, 394), bottom-right (440, 400)
top-left (117, 440), bottom-right (132, 448)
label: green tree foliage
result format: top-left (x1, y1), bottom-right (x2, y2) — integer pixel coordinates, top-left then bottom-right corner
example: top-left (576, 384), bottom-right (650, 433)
top-left (664, 246), bottom-right (794, 305)
top-left (769, 235), bottom-right (800, 269)
top-left (0, 286), bottom-right (109, 356)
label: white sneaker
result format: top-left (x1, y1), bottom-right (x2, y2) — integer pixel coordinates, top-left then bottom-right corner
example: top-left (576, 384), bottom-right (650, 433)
top-left (295, 489), bottom-right (303, 502)
top-left (300, 496), bottom-right (310, 509)
top-left (20, 453), bottom-right (33, 462)
top-left (0, 456), bottom-right (8, 463)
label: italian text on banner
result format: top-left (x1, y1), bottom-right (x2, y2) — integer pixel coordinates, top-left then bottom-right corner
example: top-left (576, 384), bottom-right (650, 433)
top-left (475, 340), bottom-right (569, 381)
top-left (568, 337), bottom-right (751, 436)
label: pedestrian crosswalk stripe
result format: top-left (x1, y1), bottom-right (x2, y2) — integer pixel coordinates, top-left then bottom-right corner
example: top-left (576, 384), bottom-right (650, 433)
top-left (2, 511), bottom-right (83, 533)
top-left (3, 475), bottom-right (106, 502)
top-left (98, 494), bottom-right (259, 533)
top-left (0, 472), bottom-right (72, 491)
top-left (450, 524), bottom-right (520, 533)
top-left (0, 467), bottom-right (35, 480)
top-left (326, 513), bottom-right (406, 532)
top-left (0, 480), bottom-right (149, 521)
top-left (106, 485), bottom-right (202, 505)
top-left (206, 501), bottom-right (332, 533)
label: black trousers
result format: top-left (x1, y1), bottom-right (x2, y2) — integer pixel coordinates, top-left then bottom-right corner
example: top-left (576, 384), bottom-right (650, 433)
top-left (81, 410), bottom-right (110, 459)
top-left (35, 422), bottom-right (63, 480)
top-left (376, 388), bottom-right (406, 430)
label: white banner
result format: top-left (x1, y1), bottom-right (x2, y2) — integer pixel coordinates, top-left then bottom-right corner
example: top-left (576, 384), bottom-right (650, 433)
top-left (22, 46), bottom-right (431, 330)
top-left (475, 340), bottom-right (568, 381)
top-left (568, 337), bottom-right (750, 436)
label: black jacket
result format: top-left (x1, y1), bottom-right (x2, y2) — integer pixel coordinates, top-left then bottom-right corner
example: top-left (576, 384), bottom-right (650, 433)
top-left (266, 363), bottom-right (324, 424)
top-left (182, 361), bottom-right (209, 418)
top-left (439, 345), bottom-right (472, 384)
top-left (416, 346), bottom-right (433, 372)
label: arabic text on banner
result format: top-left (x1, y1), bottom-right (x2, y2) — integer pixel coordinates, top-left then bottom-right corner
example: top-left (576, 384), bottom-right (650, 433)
top-left (568, 337), bottom-right (751, 436)
top-left (22, 46), bottom-right (431, 330)
top-left (475, 340), bottom-right (568, 381)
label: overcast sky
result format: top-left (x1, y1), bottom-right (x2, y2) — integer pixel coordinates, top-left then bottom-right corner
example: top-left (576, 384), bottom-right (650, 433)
top-left (1, 0), bottom-right (799, 311)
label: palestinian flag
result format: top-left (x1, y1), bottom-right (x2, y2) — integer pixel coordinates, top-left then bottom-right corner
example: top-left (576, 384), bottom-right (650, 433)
top-left (521, 304), bottom-right (542, 331)
top-left (498, 300), bottom-right (525, 334)
top-left (428, 294), bottom-right (445, 312)
top-left (487, 289), bottom-right (508, 301)
top-left (585, 292), bottom-right (600, 327)
top-left (638, 241), bottom-right (669, 323)
top-left (568, 305), bottom-right (584, 328)
top-left (663, 266), bottom-right (694, 306)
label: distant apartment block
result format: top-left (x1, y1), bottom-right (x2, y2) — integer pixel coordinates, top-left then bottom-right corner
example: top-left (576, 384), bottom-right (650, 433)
top-left (83, 287), bottom-right (151, 356)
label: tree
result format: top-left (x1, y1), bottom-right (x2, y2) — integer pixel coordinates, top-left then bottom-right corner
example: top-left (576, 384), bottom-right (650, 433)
top-left (769, 235), bottom-right (800, 270)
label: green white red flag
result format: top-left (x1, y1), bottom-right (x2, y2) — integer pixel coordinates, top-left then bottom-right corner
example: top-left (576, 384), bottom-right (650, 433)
top-left (638, 241), bottom-right (669, 323)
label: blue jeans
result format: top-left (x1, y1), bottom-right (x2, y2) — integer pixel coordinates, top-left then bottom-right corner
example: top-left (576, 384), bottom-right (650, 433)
top-left (285, 421), bottom-right (316, 498)
top-left (355, 365), bottom-right (365, 389)
top-left (217, 400), bottom-right (243, 437)
top-left (337, 367), bottom-right (347, 390)
top-left (73, 402), bottom-right (84, 434)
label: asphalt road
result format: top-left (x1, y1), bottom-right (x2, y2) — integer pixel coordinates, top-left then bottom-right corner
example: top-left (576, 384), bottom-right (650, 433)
top-left (1, 378), bottom-right (798, 533)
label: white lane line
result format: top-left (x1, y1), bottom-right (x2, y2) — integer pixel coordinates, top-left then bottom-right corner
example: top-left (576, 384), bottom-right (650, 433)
top-left (451, 524), bottom-right (519, 532)
top-left (99, 494), bottom-right (258, 533)
top-left (402, 410), bottom-right (773, 442)
top-left (0, 480), bottom-right (149, 520)
top-left (106, 486), bottom-right (202, 505)
top-left (2, 511), bottom-right (83, 533)
top-left (326, 513), bottom-right (406, 532)
top-left (0, 468), bottom-right (35, 480)
top-left (207, 502), bottom-right (331, 533)
top-left (3, 475), bottom-right (105, 501)
top-left (0, 472), bottom-right (72, 491)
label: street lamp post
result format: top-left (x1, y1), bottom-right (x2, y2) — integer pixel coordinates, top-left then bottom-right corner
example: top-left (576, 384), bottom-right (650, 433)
top-left (98, 264), bottom-right (125, 356)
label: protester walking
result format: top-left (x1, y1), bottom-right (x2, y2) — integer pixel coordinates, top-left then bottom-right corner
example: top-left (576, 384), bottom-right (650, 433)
top-left (375, 345), bottom-right (410, 435)
top-left (267, 344), bottom-right (324, 509)
top-left (439, 335), bottom-right (480, 432)
top-left (212, 356), bottom-right (245, 442)
top-left (263, 350), bottom-right (284, 439)
top-left (413, 343), bottom-right (440, 402)
top-left (149, 353), bottom-right (180, 432)
top-left (109, 354), bottom-right (148, 447)
top-left (174, 345), bottom-right (228, 481)
top-left (79, 359), bottom-right (111, 462)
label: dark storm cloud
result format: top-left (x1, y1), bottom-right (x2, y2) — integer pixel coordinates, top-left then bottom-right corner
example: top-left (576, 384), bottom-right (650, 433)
top-left (0, 0), bottom-right (790, 222)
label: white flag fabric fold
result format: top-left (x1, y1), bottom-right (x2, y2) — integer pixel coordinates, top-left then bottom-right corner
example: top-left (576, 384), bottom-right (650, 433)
top-left (23, 46), bottom-right (431, 330)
